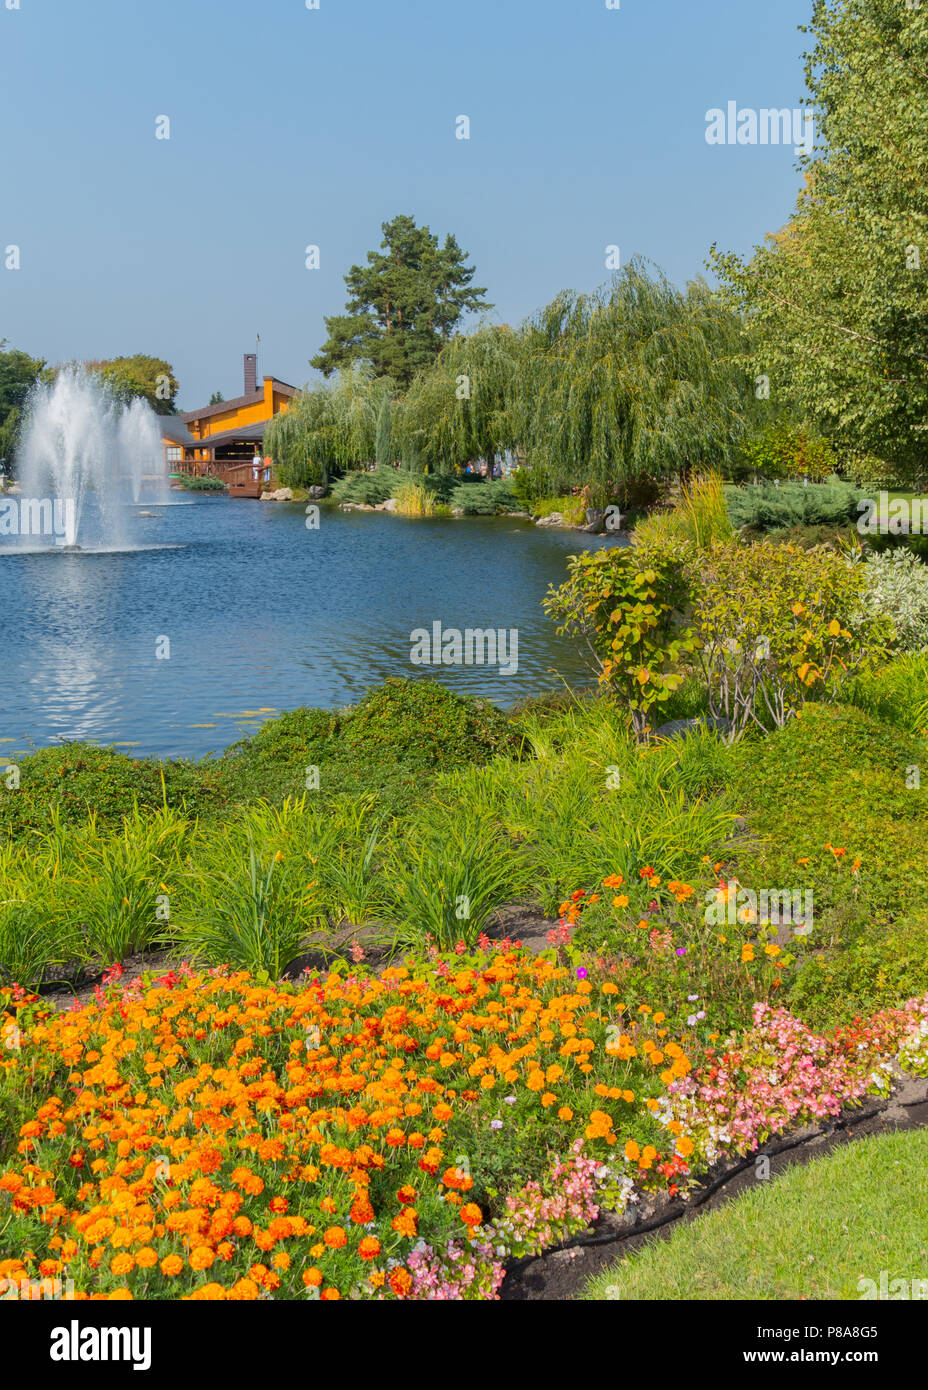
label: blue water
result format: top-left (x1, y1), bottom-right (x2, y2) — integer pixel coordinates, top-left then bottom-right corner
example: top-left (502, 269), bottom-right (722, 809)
top-left (0, 497), bottom-right (618, 759)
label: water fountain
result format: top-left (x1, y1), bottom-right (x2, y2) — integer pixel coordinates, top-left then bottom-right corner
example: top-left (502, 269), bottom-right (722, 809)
top-left (9, 366), bottom-right (180, 552)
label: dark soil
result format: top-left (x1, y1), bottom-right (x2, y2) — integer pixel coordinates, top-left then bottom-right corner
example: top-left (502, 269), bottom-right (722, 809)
top-left (500, 1071), bottom-right (928, 1300)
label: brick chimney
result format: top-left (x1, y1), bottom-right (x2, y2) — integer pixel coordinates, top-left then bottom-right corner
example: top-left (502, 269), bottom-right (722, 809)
top-left (244, 353), bottom-right (257, 396)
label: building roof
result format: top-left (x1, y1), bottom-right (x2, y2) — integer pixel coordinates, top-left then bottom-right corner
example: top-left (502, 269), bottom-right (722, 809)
top-left (186, 422), bottom-right (269, 451)
top-left (160, 418), bottom-right (197, 446)
top-left (182, 378), bottom-right (299, 426)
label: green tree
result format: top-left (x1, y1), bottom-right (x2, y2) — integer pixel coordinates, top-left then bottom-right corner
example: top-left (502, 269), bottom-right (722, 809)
top-left (209, 391), bottom-right (225, 405)
top-left (265, 365), bottom-right (395, 488)
top-left (86, 355), bottom-right (179, 414)
top-left (712, 0), bottom-right (928, 482)
top-left (516, 260), bottom-right (749, 506)
top-left (0, 342), bottom-right (45, 470)
top-left (311, 215), bottom-right (492, 387)
top-left (395, 324), bottom-right (524, 475)
top-left (374, 395), bottom-right (393, 468)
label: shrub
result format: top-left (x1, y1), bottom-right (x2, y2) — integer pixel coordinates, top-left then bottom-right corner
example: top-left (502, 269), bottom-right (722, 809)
top-left (330, 468), bottom-right (398, 506)
top-left (724, 481), bottom-right (862, 533)
top-left (543, 544), bottom-right (698, 738)
top-left (632, 472), bottom-right (733, 552)
top-left (860, 548), bottom-right (928, 653)
top-left (732, 703), bottom-right (928, 920)
top-left (449, 480), bottom-right (518, 515)
top-left (220, 681), bottom-right (523, 815)
top-left (0, 744), bottom-right (223, 839)
top-left (741, 420), bottom-right (839, 483)
top-left (175, 474), bottom-right (226, 492)
top-left (789, 911), bottom-right (928, 1028)
top-left (693, 541), bottom-right (890, 736)
top-left (842, 653), bottom-right (928, 735)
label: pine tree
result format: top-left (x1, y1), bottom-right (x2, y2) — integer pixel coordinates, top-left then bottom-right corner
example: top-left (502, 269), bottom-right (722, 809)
top-left (311, 216), bottom-right (492, 388)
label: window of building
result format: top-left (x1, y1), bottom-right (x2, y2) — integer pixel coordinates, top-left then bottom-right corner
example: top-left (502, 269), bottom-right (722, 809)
top-left (166, 447), bottom-right (182, 462)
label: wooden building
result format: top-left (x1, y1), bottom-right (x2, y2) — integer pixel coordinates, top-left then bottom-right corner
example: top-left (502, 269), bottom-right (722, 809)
top-left (163, 354), bottom-right (297, 495)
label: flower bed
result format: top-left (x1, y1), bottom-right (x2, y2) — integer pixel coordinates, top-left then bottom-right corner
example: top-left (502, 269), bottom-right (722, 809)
top-left (1, 957), bottom-right (926, 1302)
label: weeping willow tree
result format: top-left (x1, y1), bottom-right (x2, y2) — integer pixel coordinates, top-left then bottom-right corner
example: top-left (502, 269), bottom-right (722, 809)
top-left (265, 364), bottom-right (396, 487)
top-left (394, 324), bottom-right (525, 475)
top-left (516, 259), bottom-right (750, 506)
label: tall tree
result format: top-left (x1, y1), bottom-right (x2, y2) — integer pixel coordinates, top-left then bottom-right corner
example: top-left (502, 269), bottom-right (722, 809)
top-left (712, 0), bottom-right (928, 481)
top-left (0, 342), bottom-right (45, 468)
top-left (84, 355), bottom-right (180, 414)
top-left (311, 216), bottom-right (492, 387)
top-left (515, 260), bottom-right (749, 505)
top-left (395, 324), bottom-right (524, 475)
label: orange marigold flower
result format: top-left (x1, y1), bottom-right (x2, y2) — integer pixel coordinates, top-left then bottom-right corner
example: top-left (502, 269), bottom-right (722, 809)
top-left (323, 1226), bottom-right (347, 1249)
top-left (358, 1236), bottom-right (381, 1261)
top-left (160, 1255), bottom-right (184, 1277)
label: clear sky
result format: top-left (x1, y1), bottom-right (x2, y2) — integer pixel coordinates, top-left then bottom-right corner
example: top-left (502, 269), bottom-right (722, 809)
top-left (1, 0), bottom-right (814, 410)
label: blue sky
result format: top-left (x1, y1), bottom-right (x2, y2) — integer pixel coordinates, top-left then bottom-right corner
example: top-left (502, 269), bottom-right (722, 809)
top-left (2, 0), bottom-right (814, 409)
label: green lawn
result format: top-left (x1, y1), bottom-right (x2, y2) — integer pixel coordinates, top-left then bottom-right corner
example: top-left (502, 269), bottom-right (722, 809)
top-left (584, 1127), bottom-right (928, 1301)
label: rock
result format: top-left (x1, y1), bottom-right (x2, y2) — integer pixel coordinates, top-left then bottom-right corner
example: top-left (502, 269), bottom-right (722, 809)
top-left (307, 485), bottom-right (327, 500)
top-left (535, 512), bottom-right (564, 527)
top-left (274, 487), bottom-right (293, 501)
top-left (581, 508), bottom-right (606, 534)
top-left (382, 497), bottom-right (398, 512)
top-left (260, 491), bottom-right (276, 501)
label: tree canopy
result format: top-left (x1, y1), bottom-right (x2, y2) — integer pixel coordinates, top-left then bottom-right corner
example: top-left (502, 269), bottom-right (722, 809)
top-left (84, 355), bottom-right (180, 415)
top-left (0, 342), bottom-right (45, 466)
top-left (311, 216), bottom-right (492, 388)
top-left (712, 0), bottom-right (928, 481)
top-left (514, 260), bottom-right (750, 504)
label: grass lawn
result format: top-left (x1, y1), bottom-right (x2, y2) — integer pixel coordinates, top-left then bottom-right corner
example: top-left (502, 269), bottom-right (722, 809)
top-left (584, 1127), bottom-right (928, 1301)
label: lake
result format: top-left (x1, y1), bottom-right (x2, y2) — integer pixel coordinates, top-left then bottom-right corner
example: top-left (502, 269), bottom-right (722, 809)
top-left (0, 497), bottom-right (618, 759)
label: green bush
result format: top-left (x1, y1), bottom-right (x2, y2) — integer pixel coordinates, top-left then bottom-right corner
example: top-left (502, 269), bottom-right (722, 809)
top-left (330, 468), bottom-right (398, 506)
top-left (449, 480), bottom-right (518, 514)
top-left (724, 481), bottom-right (862, 533)
top-left (544, 543), bottom-right (698, 738)
top-left (843, 653), bottom-right (928, 735)
top-left (740, 420), bottom-right (839, 483)
top-left (175, 474), bottom-right (225, 492)
top-left (220, 680), bottom-right (524, 816)
top-left (733, 704), bottom-right (928, 920)
top-left (861, 548), bottom-right (928, 653)
top-left (0, 744), bottom-right (223, 838)
top-left (694, 540), bottom-right (890, 737)
top-left (789, 909), bottom-right (928, 1028)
